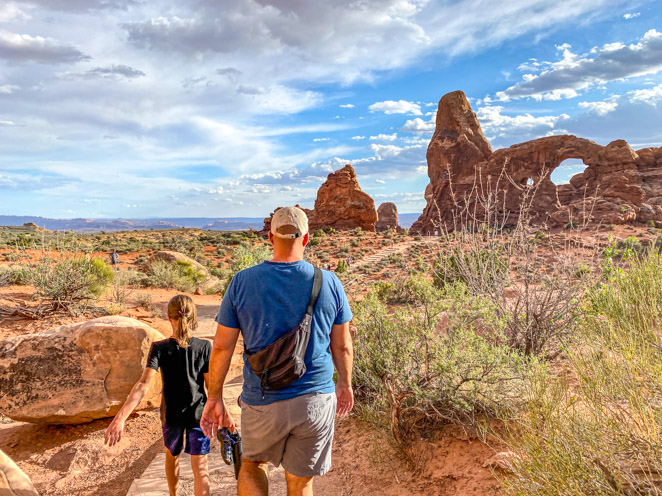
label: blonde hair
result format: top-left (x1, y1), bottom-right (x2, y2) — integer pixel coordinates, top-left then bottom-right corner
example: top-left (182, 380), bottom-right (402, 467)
top-left (167, 295), bottom-right (198, 347)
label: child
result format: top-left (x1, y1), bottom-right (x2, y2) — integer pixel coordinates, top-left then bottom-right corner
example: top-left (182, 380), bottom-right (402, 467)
top-left (105, 295), bottom-right (213, 496)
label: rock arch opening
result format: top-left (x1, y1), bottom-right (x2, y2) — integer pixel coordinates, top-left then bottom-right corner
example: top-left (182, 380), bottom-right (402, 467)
top-left (550, 159), bottom-right (588, 185)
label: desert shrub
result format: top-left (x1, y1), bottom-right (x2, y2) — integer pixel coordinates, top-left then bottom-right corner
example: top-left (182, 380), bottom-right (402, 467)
top-left (354, 278), bottom-right (540, 445)
top-left (229, 245), bottom-right (271, 273)
top-left (433, 250), bottom-right (508, 292)
top-left (0, 265), bottom-right (31, 286)
top-left (335, 259), bottom-right (348, 274)
top-left (28, 255), bottom-right (113, 313)
top-left (145, 259), bottom-right (206, 292)
top-left (350, 238), bottom-right (361, 247)
top-left (109, 270), bottom-right (136, 306)
top-left (616, 236), bottom-right (643, 256)
top-left (498, 253), bottom-right (662, 496)
top-left (135, 292), bottom-right (153, 310)
top-left (432, 178), bottom-right (591, 358)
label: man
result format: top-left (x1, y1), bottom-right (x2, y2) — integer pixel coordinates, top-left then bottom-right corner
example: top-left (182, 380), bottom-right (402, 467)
top-left (201, 206), bottom-right (354, 496)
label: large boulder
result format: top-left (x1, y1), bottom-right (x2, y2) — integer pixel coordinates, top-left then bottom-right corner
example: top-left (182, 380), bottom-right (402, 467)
top-left (0, 449), bottom-right (38, 496)
top-left (375, 202), bottom-right (400, 232)
top-left (262, 165), bottom-right (378, 233)
top-left (146, 251), bottom-right (208, 276)
top-left (0, 316), bottom-right (163, 424)
top-left (412, 90), bottom-right (662, 233)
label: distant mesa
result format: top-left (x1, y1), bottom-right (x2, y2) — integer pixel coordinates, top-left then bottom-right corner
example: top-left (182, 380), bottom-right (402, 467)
top-left (375, 202), bottom-right (400, 232)
top-left (263, 164), bottom-right (378, 233)
top-left (411, 90), bottom-right (662, 233)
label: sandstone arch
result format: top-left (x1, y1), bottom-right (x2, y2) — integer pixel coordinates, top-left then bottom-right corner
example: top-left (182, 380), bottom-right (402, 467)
top-left (412, 91), bottom-right (662, 233)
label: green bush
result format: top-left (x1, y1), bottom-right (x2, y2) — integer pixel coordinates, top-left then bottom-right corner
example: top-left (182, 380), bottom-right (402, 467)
top-left (433, 250), bottom-right (508, 290)
top-left (0, 265), bottom-right (31, 286)
top-left (335, 259), bottom-right (348, 274)
top-left (145, 259), bottom-right (206, 292)
top-left (498, 253), bottom-right (662, 496)
top-left (354, 277), bottom-right (540, 445)
top-left (28, 256), bottom-right (113, 313)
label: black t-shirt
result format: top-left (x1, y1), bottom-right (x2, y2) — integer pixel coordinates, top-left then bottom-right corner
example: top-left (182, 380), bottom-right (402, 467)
top-left (146, 337), bottom-right (211, 428)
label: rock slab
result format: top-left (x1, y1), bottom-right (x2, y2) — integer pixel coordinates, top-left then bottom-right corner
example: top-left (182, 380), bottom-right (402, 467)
top-left (146, 251), bottom-right (208, 276)
top-left (0, 449), bottom-right (38, 496)
top-left (0, 316), bottom-right (163, 424)
top-left (412, 90), bottom-right (662, 233)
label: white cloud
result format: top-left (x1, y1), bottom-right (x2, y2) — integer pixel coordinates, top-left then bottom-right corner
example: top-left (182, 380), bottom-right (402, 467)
top-left (0, 84), bottom-right (19, 94)
top-left (0, 3), bottom-right (31, 22)
top-left (375, 179), bottom-right (385, 184)
top-left (477, 105), bottom-right (570, 137)
top-left (369, 133), bottom-right (398, 141)
top-left (623, 12), bottom-right (640, 19)
top-left (0, 120), bottom-right (15, 126)
top-left (497, 29), bottom-right (662, 101)
top-left (351, 135), bottom-right (365, 140)
top-left (369, 100), bottom-right (422, 115)
top-left (339, 103), bottom-right (355, 108)
top-left (57, 65), bottom-right (146, 80)
top-left (628, 84), bottom-right (662, 105)
top-left (401, 116), bottom-right (435, 134)
top-left (313, 137), bottom-right (330, 142)
top-left (578, 100), bottom-right (619, 115)
top-left (0, 30), bottom-right (89, 63)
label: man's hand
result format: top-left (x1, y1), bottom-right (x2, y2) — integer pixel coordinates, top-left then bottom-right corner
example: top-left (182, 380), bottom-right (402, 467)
top-left (335, 384), bottom-right (354, 416)
top-left (104, 418), bottom-right (125, 447)
top-left (200, 398), bottom-right (236, 438)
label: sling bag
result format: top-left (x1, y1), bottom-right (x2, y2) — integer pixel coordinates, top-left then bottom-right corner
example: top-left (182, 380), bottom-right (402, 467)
top-left (244, 267), bottom-right (323, 398)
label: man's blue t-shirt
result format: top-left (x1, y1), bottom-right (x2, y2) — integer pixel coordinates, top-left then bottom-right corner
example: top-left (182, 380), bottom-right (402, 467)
top-left (216, 259), bottom-right (352, 406)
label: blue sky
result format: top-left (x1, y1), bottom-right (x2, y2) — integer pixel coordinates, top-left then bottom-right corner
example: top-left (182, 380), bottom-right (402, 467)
top-left (0, 0), bottom-right (661, 219)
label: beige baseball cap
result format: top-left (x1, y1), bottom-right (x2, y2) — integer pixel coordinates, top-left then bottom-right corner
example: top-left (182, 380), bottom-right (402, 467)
top-left (271, 206), bottom-right (309, 239)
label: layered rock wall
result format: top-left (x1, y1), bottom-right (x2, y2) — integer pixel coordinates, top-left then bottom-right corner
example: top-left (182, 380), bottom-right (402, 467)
top-left (412, 90), bottom-right (662, 233)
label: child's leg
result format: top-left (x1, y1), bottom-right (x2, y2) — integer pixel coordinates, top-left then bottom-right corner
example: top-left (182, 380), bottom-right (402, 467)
top-left (191, 454), bottom-right (210, 496)
top-left (185, 427), bottom-right (211, 496)
top-left (162, 424), bottom-right (186, 496)
top-left (165, 449), bottom-right (180, 496)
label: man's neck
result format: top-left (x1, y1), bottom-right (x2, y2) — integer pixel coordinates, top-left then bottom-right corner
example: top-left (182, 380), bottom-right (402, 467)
top-left (271, 251), bottom-right (304, 263)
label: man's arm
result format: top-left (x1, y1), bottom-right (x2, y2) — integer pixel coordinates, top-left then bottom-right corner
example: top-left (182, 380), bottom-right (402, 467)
top-left (104, 367), bottom-right (157, 446)
top-left (330, 321), bottom-right (354, 416)
top-left (200, 324), bottom-right (240, 437)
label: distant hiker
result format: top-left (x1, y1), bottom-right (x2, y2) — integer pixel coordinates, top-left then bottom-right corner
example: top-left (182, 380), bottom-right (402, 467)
top-left (105, 295), bottom-right (212, 496)
top-left (109, 250), bottom-right (119, 269)
top-left (346, 256), bottom-right (352, 267)
top-left (201, 206), bottom-right (354, 496)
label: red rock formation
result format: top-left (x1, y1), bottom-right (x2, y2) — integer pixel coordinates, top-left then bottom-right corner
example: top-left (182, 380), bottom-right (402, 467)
top-left (412, 90), bottom-right (662, 233)
top-left (375, 202), bottom-right (400, 232)
top-left (263, 165), bottom-right (378, 233)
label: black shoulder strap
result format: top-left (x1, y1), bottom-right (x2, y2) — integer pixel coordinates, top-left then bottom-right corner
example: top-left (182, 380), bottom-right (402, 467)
top-left (305, 267), bottom-right (323, 316)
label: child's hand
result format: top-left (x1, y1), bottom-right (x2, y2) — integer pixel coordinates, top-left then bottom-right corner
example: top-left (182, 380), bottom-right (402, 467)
top-left (104, 418), bottom-right (125, 447)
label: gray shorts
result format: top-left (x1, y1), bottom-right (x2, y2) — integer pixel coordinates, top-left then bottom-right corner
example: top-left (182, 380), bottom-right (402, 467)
top-left (240, 392), bottom-right (336, 477)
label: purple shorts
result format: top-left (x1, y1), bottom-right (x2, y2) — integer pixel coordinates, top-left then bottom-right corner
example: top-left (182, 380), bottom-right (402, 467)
top-left (162, 424), bottom-right (211, 457)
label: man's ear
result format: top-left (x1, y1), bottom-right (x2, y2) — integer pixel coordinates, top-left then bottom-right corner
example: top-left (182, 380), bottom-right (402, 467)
top-left (302, 232), bottom-right (309, 247)
top-left (268, 231), bottom-right (274, 245)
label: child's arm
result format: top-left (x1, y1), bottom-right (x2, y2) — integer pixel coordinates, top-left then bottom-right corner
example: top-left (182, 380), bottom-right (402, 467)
top-left (104, 367), bottom-right (157, 447)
